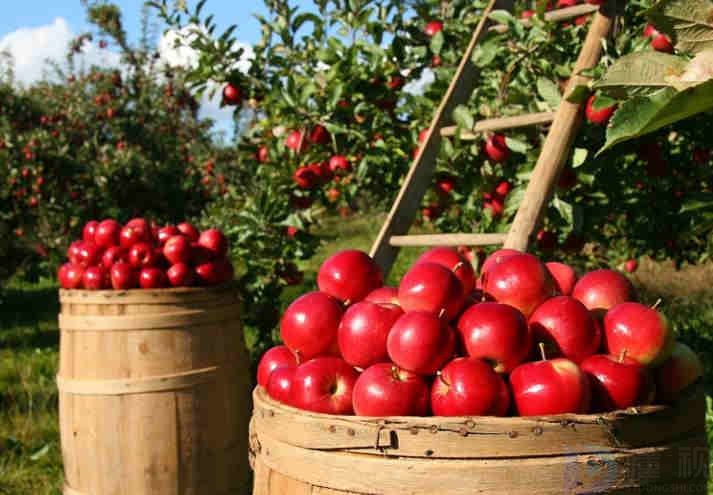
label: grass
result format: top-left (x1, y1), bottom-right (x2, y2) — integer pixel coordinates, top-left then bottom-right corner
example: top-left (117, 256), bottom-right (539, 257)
top-left (1, 213), bottom-right (713, 493)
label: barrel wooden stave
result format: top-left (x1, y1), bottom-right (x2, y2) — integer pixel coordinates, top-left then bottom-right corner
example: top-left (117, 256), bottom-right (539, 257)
top-left (250, 386), bottom-right (709, 495)
top-left (58, 286), bottom-right (251, 495)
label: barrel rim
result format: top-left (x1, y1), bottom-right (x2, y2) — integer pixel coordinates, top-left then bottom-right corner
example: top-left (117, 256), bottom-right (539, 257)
top-left (59, 282), bottom-right (238, 303)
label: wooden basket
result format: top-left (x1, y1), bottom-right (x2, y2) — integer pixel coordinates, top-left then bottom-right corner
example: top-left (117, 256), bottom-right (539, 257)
top-left (57, 285), bottom-right (251, 495)
top-left (250, 385), bottom-right (708, 494)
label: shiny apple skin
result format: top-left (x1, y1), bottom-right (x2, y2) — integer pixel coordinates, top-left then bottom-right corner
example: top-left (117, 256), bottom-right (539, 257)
top-left (430, 357), bottom-right (505, 416)
top-left (482, 253), bottom-right (557, 318)
top-left (603, 302), bottom-right (674, 367)
top-left (317, 250), bottom-right (383, 304)
top-left (572, 269), bottom-right (636, 312)
top-left (546, 261), bottom-right (578, 296)
top-left (416, 247), bottom-right (476, 294)
top-left (387, 311), bottom-right (455, 376)
top-left (581, 354), bottom-right (655, 412)
top-left (338, 301), bottom-right (403, 369)
top-left (655, 342), bottom-right (704, 402)
top-left (364, 287), bottom-right (400, 306)
top-left (291, 357), bottom-right (359, 414)
top-left (398, 262), bottom-right (465, 321)
top-left (529, 296), bottom-right (601, 364)
top-left (352, 363), bottom-right (430, 416)
top-left (257, 345), bottom-right (299, 387)
top-left (280, 291), bottom-right (344, 360)
top-left (510, 358), bottom-right (591, 416)
top-left (266, 366), bottom-right (297, 406)
top-left (456, 302), bottom-right (531, 373)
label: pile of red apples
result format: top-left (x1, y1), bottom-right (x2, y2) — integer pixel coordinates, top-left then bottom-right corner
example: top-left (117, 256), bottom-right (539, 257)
top-left (258, 248), bottom-right (703, 417)
top-left (58, 218), bottom-right (233, 290)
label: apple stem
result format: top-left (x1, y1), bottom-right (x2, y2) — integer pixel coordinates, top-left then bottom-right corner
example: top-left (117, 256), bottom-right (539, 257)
top-left (538, 342), bottom-right (547, 361)
top-left (438, 307), bottom-right (447, 319)
top-left (619, 349), bottom-right (627, 363)
top-left (651, 298), bottom-right (662, 310)
top-left (436, 370), bottom-right (450, 386)
top-left (391, 365), bottom-right (400, 381)
top-left (343, 299), bottom-right (352, 308)
top-left (453, 261), bottom-right (464, 273)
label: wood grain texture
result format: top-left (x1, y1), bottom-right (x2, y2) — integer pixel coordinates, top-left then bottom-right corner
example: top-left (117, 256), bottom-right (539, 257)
top-left (250, 384), bottom-right (708, 494)
top-left (504, 8), bottom-right (615, 251)
top-left (58, 287), bottom-right (251, 495)
top-left (439, 112), bottom-right (555, 139)
top-left (369, 0), bottom-right (514, 277)
top-left (389, 233), bottom-right (507, 247)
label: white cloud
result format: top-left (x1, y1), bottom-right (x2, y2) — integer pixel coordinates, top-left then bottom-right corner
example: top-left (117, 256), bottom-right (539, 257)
top-left (0, 18), bottom-right (120, 86)
top-left (157, 25), bottom-right (254, 125)
top-left (404, 68), bottom-right (435, 95)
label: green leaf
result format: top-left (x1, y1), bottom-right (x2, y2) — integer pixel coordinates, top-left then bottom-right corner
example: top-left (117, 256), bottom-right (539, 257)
top-left (647, 0), bottom-right (713, 54)
top-left (552, 196), bottom-right (574, 226)
top-left (536, 78), bottom-right (561, 108)
top-left (430, 31), bottom-right (444, 55)
top-left (504, 137), bottom-right (529, 153)
top-left (30, 444), bottom-right (49, 461)
top-left (565, 84), bottom-right (590, 104)
top-left (601, 79), bottom-right (713, 151)
top-left (572, 147), bottom-right (588, 168)
top-left (453, 105), bottom-right (474, 130)
top-left (489, 10), bottom-right (516, 25)
top-left (594, 51), bottom-right (687, 93)
top-left (592, 94), bottom-right (617, 110)
top-left (472, 37), bottom-right (500, 68)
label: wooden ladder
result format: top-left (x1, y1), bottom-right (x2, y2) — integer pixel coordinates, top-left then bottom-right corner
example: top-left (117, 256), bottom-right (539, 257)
top-left (370, 0), bottom-right (618, 276)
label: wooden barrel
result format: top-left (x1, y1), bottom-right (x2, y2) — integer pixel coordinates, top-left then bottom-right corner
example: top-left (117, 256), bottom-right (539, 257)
top-left (250, 385), bottom-right (709, 494)
top-left (58, 285), bottom-right (251, 495)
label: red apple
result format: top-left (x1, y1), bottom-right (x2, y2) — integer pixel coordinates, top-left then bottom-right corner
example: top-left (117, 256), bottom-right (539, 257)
top-left (581, 353), bottom-right (654, 412)
top-left (285, 130), bottom-right (307, 153)
top-left (424, 20), bottom-right (443, 37)
top-left (585, 95), bottom-right (616, 125)
top-left (177, 222), bottom-right (200, 242)
top-left (655, 342), bottom-right (704, 402)
top-left (76, 241), bottom-right (103, 268)
top-left (415, 247), bottom-right (476, 294)
top-left (328, 155), bottom-right (351, 174)
top-left (353, 363), bottom-right (430, 416)
top-left (293, 166), bottom-right (318, 189)
top-left (67, 241), bottom-right (83, 265)
top-left (546, 261), bottom-right (577, 295)
top-left (317, 250), bottom-right (383, 304)
top-left (266, 366), bottom-right (297, 405)
top-left (483, 253), bottom-right (557, 318)
top-left (198, 228), bottom-right (228, 259)
top-left (338, 300), bottom-right (404, 368)
top-left (291, 357), bottom-right (358, 414)
top-left (492, 378), bottom-right (511, 416)
top-left (94, 219), bottom-right (121, 247)
top-left (256, 146), bottom-right (269, 164)
top-left (139, 267), bottom-right (168, 289)
top-left (83, 265), bottom-right (109, 290)
top-left (572, 269), bottom-right (636, 312)
top-left (431, 357), bottom-right (506, 416)
top-left (222, 82), bottom-right (243, 106)
top-left (603, 302), bottom-right (675, 367)
top-left (281, 291), bottom-right (344, 360)
top-left (651, 33), bottom-right (674, 53)
top-left (457, 302), bottom-right (531, 373)
top-left (510, 354), bottom-right (591, 416)
top-left (483, 134), bottom-right (510, 163)
top-left (624, 259), bottom-right (638, 273)
top-left (479, 248), bottom-right (520, 279)
top-left (387, 311), bottom-right (455, 375)
top-left (257, 345), bottom-right (299, 388)
top-left (529, 296), bottom-right (601, 364)
top-left (82, 220), bottom-right (99, 243)
top-left (365, 286), bottom-right (400, 306)
top-left (167, 263), bottom-right (196, 287)
top-left (157, 225), bottom-right (179, 245)
top-left (58, 263), bottom-right (84, 289)
top-left (164, 235), bottom-right (192, 265)
top-left (308, 124), bottom-right (330, 145)
top-left (398, 263), bottom-right (464, 321)
top-left (110, 262), bottom-right (138, 290)
top-left (195, 258), bottom-right (233, 286)
top-left (119, 225), bottom-right (151, 248)
top-left (128, 242), bottom-right (160, 269)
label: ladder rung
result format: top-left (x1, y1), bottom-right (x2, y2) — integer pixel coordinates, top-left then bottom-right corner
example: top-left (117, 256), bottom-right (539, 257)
top-left (440, 112), bottom-right (555, 139)
top-left (389, 233), bottom-right (507, 247)
top-left (489, 4), bottom-right (600, 33)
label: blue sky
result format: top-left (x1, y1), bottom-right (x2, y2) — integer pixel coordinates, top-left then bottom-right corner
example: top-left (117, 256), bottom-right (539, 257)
top-left (0, 1), bottom-right (316, 133)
